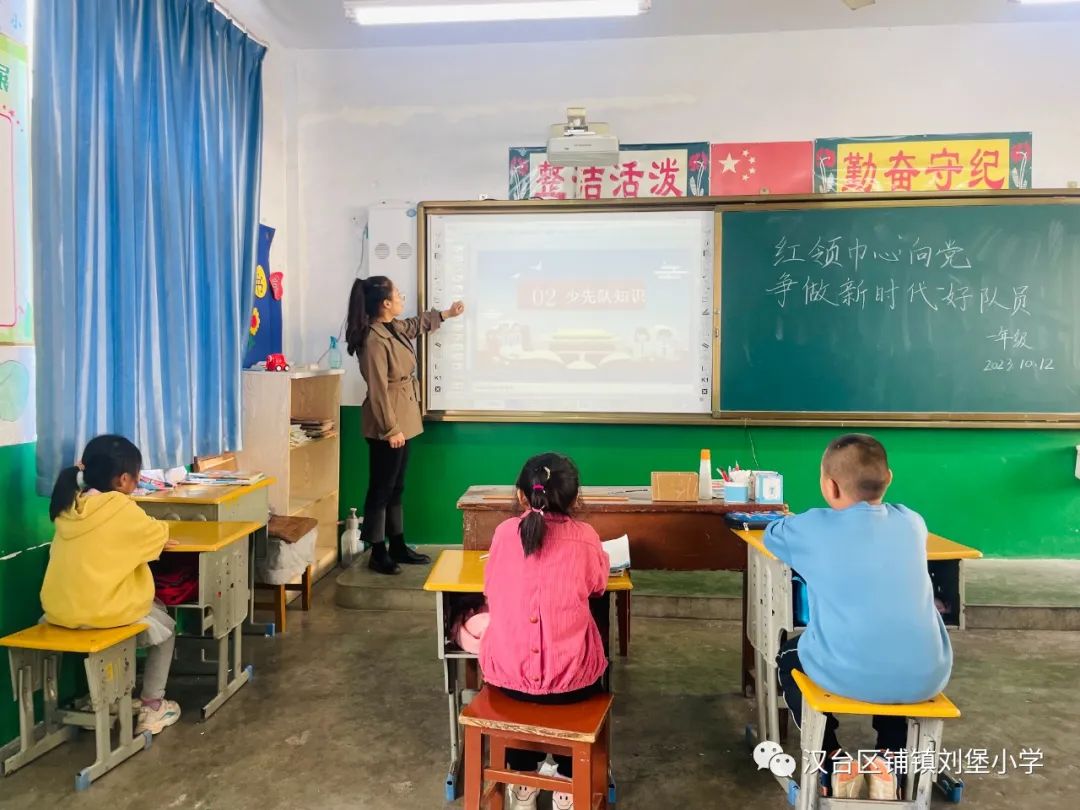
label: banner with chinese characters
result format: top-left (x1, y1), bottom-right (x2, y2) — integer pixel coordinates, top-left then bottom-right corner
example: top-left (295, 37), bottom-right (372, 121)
top-left (508, 143), bottom-right (710, 200)
top-left (813, 133), bottom-right (1032, 194)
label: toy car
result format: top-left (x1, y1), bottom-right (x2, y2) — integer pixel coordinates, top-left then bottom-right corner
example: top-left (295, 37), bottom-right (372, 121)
top-left (266, 353), bottom-right (290, 372)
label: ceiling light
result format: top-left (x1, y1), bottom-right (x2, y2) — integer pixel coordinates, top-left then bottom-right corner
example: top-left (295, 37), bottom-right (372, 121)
top-left (344, 0), bottom-right (651, 26)
top-left (842, 0), bottom-right (876, 9)
top-left (1014, 0), bottom-right (1080, 5)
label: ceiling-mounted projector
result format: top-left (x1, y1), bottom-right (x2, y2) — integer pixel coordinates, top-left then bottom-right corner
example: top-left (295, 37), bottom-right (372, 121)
top-left (546, 107), bottom-right (619, 168)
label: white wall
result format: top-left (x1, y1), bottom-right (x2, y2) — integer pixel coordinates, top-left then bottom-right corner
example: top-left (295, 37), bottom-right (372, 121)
top-left (258, 43), bottom-right (303, 361)
top-left (281, 22), bottom-right (1080, 403)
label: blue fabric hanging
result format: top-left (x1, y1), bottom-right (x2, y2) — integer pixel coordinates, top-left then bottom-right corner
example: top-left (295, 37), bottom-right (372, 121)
top-left (32, 0), bottom-right (265, 492)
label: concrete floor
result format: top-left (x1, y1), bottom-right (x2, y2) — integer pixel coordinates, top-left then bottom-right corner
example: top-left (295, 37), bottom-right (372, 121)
top-left (2, 581), bottom-right (1078, 810)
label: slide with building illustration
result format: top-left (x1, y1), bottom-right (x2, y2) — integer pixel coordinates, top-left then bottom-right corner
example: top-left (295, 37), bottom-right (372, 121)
top-left (424, 210), bottom-right (714, 415)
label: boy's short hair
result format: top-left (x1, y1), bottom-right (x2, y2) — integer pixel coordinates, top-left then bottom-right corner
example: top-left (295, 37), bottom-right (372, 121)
top-left (822, 434), bottom-right (890, 502)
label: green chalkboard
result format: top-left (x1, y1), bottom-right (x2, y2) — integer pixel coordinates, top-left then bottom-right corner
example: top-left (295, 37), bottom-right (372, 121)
top-left (720, 200), bottom-right (1080, 420)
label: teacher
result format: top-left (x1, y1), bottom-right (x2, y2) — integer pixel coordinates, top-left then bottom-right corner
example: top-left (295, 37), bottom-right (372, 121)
top-left (345, 276), bottom-right (465, 575)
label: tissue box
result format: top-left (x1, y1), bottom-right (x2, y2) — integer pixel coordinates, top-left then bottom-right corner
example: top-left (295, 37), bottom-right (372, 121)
top-left (754, 472), bottom-right (784, 505)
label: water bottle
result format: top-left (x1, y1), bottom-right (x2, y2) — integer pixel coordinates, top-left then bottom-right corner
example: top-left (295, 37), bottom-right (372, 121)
top-left (342, 507), bottom-right (362, 564)
top-left (698, 449), bottom-right (712, 501)
top-left (328, 336), bottom-right (342, 369)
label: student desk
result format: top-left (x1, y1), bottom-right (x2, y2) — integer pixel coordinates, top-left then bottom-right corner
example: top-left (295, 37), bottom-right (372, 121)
top-left (137, 481), bottom-right (274, 635)
top-left (458, 485), bottom-right (784, 694)
top-left (135, 479), bottom-right (272, 523)
top-left (734, 528), bottom-right (982, 749)
top-left (423, 549), bottom-right (632, 801)
top-left (163, 521), bottom-right (261, 719)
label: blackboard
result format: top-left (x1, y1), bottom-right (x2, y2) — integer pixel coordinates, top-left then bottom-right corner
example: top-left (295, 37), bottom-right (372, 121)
top-left (719, 200), bottom-right (1080, 421)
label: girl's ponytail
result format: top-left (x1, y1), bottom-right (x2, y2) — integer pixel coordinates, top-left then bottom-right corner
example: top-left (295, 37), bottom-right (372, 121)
top-left (49, 466), bottom-right (82, 521)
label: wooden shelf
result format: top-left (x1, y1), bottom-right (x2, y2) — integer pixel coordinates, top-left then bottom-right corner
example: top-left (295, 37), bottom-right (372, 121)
top-left (288, 490), bottom-right (338, 516)
top-left (238, 372), bottom-right (342, 575)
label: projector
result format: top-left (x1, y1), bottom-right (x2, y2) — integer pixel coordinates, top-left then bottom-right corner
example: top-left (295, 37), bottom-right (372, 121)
top-left (546, 107), bottom-right (619, 168)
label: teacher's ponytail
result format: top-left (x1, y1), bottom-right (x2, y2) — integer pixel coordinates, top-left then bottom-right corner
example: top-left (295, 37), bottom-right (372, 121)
top-left (346, 276), bottom-right (395, 357)
top-left (515, 453), bottom-right (580, 557)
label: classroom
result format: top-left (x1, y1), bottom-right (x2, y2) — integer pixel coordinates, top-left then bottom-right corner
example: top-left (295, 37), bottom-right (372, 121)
top-left (2, 0), bottom-right (1080, 808)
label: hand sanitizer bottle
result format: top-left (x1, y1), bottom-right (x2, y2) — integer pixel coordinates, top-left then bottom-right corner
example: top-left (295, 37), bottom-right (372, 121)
top-left (698, 449), bottom-right (712, 501)
top-left (342, 507), bottom-right (362, 564)
top-left (329, 336), bottom-right (342, 369)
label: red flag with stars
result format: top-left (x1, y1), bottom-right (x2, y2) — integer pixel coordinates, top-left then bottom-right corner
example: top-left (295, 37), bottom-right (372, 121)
top-left (710, 141), bottom-right (813, 196)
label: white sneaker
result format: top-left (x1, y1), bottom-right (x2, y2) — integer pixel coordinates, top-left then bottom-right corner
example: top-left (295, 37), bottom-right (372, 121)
top-left (864, 753), bottom-right (900, 800)
top-left (135, 699), bottom-right (181, 735)
top-left (507, 784), bottom-right (539, 810)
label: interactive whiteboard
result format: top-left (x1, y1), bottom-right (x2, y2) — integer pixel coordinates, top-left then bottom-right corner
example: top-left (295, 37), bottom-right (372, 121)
top-left (423, 209), bottom-right (714, 418)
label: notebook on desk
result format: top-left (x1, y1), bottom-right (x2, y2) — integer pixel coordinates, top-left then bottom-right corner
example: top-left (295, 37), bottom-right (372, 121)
top-left (602, 534), bottom-right (631, 575)
top-left (724, 511), bottom-right (787, 530)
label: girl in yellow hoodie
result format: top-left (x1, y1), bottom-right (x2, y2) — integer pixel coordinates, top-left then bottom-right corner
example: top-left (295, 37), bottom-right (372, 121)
top-left (40, 435), bottom-right (181, 735)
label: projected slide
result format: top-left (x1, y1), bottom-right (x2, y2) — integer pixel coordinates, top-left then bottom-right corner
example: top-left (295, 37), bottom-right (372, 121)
top-left (425, 211), bottom-right (714, 415)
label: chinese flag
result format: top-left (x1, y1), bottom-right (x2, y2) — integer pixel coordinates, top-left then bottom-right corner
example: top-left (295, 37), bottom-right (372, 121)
top-left (710, 141), bottom-right (813, 196)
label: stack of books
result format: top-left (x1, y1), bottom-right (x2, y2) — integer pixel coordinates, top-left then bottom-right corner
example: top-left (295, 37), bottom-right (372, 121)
top-left (289, 424), bottom-right (310, 449)
top-left (291, 418), bottom-right (336, 440)
top-left (185, 470), bottom-right (266, 487)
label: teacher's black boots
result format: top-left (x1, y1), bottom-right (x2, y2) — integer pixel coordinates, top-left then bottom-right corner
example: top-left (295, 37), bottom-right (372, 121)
top-left (368, 541), bottom-right (402, 576)
top-left (389, 534), bottom-right (431, 565)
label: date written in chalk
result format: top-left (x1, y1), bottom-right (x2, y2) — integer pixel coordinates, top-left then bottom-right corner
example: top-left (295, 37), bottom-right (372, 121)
top-left (984, 358), bottom-right (1056, 373)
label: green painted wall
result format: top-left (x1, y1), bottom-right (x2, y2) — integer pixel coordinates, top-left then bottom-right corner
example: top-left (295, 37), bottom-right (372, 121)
top-left (0, 442), bottom-right (59, 743)
top-left (339, 406), bottom-right (1080, 558)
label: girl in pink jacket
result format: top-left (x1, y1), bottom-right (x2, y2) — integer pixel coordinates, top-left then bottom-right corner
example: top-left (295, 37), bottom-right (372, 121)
top-left (480, 453), bottom-right (610, 810)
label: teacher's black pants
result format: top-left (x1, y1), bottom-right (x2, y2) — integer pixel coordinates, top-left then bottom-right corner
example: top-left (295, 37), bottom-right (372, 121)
top-left (361, 438), bottom-right (410, 546)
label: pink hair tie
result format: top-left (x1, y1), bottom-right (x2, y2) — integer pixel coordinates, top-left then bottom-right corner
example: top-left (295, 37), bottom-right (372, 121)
top-left (532, 484), bottom-right (544, 491)
top-left (530, 507), bottom-right (545, 516)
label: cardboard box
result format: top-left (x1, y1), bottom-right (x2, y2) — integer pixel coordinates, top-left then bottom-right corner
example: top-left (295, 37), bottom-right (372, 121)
top-left (650, 471), bottom-right (699, 502)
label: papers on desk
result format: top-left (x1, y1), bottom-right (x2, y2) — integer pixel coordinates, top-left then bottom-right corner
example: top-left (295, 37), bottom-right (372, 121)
top-left (602, 535), bottom-right (631, 575)
top-left (185, 470), bottom-right (266, 487)
top-left (138, 467), bottom-right (188, 491)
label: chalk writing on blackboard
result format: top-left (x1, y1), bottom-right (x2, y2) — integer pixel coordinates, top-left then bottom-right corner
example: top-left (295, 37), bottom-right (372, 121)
top-left (765, 272), bottom-right (1034, 316)
top-left (773, 235), bottom-right (973, 271)
top-left (762, 232), bottom-right (1053, 375)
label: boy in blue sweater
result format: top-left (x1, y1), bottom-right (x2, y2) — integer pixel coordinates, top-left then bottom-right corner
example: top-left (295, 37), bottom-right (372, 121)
top-left (765, 434), bottom-right (952, 800)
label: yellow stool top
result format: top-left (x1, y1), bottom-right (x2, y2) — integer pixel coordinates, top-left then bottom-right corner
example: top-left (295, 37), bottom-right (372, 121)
top-left (0, 623), bottom-right (147, 654)
top-left (792, 670), bottom-right (960, 719)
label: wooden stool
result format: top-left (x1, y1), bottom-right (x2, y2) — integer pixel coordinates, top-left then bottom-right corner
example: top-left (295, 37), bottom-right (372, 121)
top-left (0, 623), bottom-right (151, 790)
top-left (253, 515), bottom-right (318, 633)
top-left (460, 686), bottom-right (612, 810)
top-left (791, 670), bottom-right (962, 810)
top-left (253, 565), bottom-right (312, 634)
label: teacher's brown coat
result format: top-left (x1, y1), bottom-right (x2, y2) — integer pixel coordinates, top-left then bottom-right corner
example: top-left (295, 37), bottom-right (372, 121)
top-left (358, 310), bottom-right (443, 441)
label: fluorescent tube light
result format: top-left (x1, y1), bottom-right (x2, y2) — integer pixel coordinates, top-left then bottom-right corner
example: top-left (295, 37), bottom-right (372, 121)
top-left (1014, 0), bottom-right (1080, 5)
top-left (345, 0), bottom-right (651, 26)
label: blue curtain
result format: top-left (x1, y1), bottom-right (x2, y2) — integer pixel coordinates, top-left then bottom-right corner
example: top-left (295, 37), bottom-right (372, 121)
top-left (32, 0), bottom-right (265, 492)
